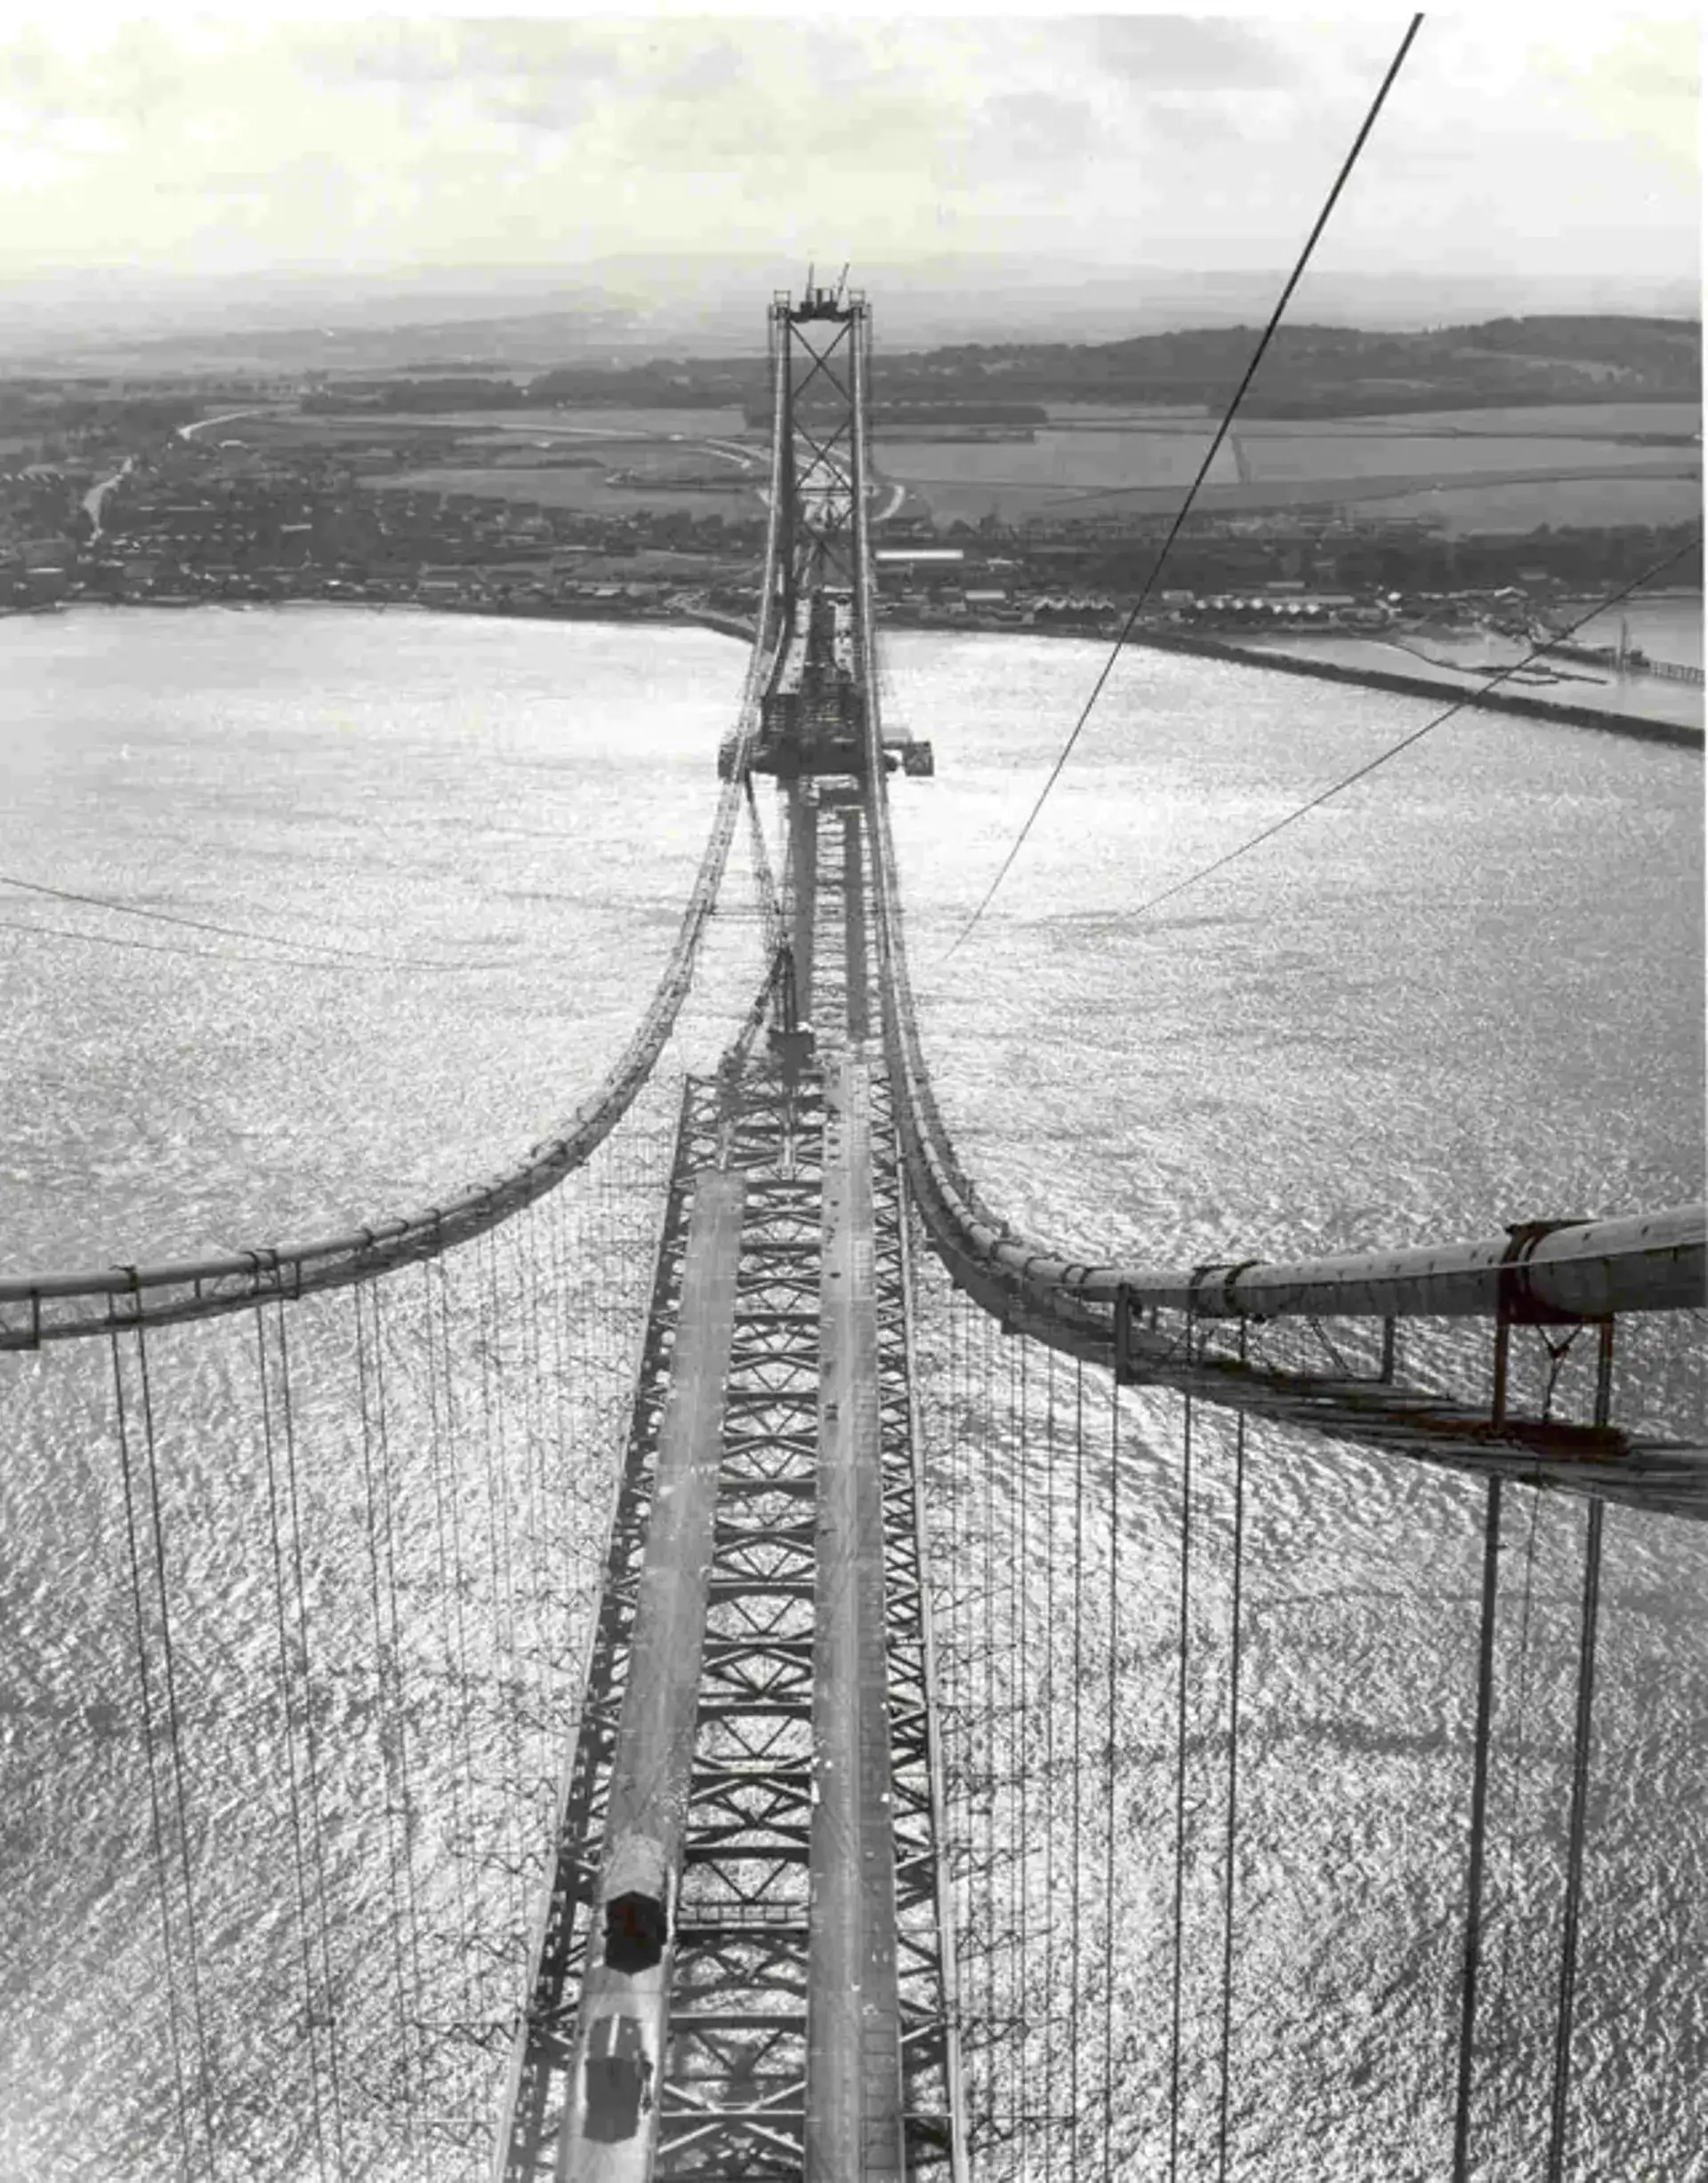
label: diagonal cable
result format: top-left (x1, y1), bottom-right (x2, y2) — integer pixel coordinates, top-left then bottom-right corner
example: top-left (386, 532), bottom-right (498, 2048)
top-left (949, 12), bottom-right (1424, 952)
top-left (0, 868), bottom-right (479, 970)
top-left (1121, 539), bottom-right (1701, 923)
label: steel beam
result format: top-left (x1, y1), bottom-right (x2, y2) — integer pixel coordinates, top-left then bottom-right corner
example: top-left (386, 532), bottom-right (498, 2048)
top-left (658, 1069), bottom-right (825, 2176)
top-left (790, 791), bottom-right (818, 1028)
top-left (808, 1053), bottom-right (905, 2179)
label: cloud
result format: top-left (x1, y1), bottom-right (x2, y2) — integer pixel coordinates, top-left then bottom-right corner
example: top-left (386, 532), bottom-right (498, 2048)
top-left (1085, 16), bottom-right (1301, 92)
top-left (0, 13), bottom-right (1695, 287)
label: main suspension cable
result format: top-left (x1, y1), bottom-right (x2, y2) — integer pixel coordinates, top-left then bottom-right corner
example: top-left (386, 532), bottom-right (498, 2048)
top-left (949, 12), bottom-right (1424, 951)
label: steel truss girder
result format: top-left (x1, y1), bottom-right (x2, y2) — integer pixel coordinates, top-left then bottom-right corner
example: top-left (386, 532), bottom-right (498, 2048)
top-left (657, 1066), bottom-right (823, 2176)
top-left (504, 774), bottom-right (963, 2180)
top-left (865, 1035), bottom-right (963, 2176)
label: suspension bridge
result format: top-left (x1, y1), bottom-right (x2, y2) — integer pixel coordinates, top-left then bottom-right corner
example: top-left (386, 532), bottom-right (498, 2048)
top-left (3, 286), bottom-right (1703, 2183)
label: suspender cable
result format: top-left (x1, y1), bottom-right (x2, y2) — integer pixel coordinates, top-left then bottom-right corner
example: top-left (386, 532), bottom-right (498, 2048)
top-left (546, 1180), bottom-right (575, 1599)
top-left (420, 1258), bottom-right (476, 2072)
top-left (479, 1227), bottom-right (529, 1986)
top-left (275, 1305), bottom-right (350, 2176)
top-left (109, 1324), bottom-right (197, 2181)
top-left (944, 1286), bottom-right (960, 2054)
top-left (375, 1274), bottom-right (434, 2159)
top-left (505, 1220), bottom-right (541, 1800)
top-left (1545, 1499), bottom-right (1606, 2183)
top-left (353, 1283), bottom-right (418, 2146)
top-left (1102, 1367), bottom-right (1122, 2176)
top-left (949, 12), bottom-right (1424, 951)
top-left (1214, 1328), bottom-right (1250, 2183)
top-left (1014, 1331), bottom-right (1029, 2155)
top-left (1453, 1478), bottom-right (1504, 2183)
top-left (963, 1286), bottom-right (975, 2106)
top-left (438, 1252), bottom-right (488, 2041)
top-left (133, 1320), bottom-right (221, 2176)
top-left (1168, 1312), bottom-right (1197, 2181)
top-left (978, 1303), bottom-right (995, 2139)
top-left (1043, 1343), bottom-right (1059, 2183)
top-left (255, 1308), bottom-right (330, 2181)
top-left (1490, 1486), bottom-right (1543, 2081)
top-left (985, 1303), bottom-right (1000, 2144)
top-left (1069, 1354), bottom-right (1086, 2168)
top-left (514, 1215), bottom-right (554, 1801)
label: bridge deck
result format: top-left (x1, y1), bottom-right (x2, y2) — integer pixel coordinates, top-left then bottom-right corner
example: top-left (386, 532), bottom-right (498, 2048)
top-left (557, 1169), bottom-right (745, 2177)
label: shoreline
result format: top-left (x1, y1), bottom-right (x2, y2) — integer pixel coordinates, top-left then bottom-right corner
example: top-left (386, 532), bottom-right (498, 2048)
top-left (685, 604), bottom-right (1701, 750)
top-left (1122, 625), bottom-right (1703, 749)
top-left (12, 593), bottom-right (1699, 751)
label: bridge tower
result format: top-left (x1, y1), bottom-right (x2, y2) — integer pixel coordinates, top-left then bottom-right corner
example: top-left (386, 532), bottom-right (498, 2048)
top-left (771, 278), bottom-right (864, 619)
top-left (499, 288), bottom-right (963, 2181)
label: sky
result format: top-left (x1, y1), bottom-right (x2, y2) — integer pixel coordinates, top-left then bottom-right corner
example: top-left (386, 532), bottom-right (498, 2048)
top-left (0, 9), bottom-right (1698, 314)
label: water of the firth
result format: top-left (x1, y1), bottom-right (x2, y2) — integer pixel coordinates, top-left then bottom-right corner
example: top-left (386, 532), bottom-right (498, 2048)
top-left (2, 607), bottom-right (1703, 2180)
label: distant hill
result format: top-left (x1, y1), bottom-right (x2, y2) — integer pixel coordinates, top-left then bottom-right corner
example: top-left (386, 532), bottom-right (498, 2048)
top-left (860, 317), bottom-right (1702, 418)
top-left (525, 315), bottom-right (1701, 423)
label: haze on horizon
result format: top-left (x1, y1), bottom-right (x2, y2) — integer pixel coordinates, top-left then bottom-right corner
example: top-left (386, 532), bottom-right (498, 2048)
top-left (0, 11), bottom-right (1698, 349)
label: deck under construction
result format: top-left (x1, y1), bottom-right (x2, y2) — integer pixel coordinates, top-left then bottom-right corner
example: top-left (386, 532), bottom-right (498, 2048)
top-left (499, 283), bottom-right (963, 2183)
top-left (499, 803), bottom-right (961, 2181)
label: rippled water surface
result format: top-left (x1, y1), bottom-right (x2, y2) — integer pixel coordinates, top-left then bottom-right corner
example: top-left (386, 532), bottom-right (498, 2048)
top-left (2, 608), bottom-right (1703, 2180)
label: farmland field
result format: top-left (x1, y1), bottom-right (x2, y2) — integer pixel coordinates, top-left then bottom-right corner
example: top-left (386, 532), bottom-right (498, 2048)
top-left (1230, 431), bottom-right (1688, 480)
top-left (874, 423), bottom-right (1696, 489)
top-left (1047, 399), bottom-right (1701, 439)
top-left (359, 463), bottom-right (761, 520)
top-left (231, 402), bottom-right (769, 518)
top-left (1286, 401), bottom-right (1700, 438)
top-left (867, 403), bottom-right (1699, 528)
top-left (884, 460), bottom-right (1698, 530)
top-left (223, 397), bottom-right (1699, 534)
top-left (267, 403), bottom-right (756, 442)
top-left (1345, 476), bottom-right (1704, 534)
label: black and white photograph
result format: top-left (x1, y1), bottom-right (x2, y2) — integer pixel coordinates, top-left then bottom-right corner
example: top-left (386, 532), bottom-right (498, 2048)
top-left (1, 9), bottom-right (1702, 2179)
